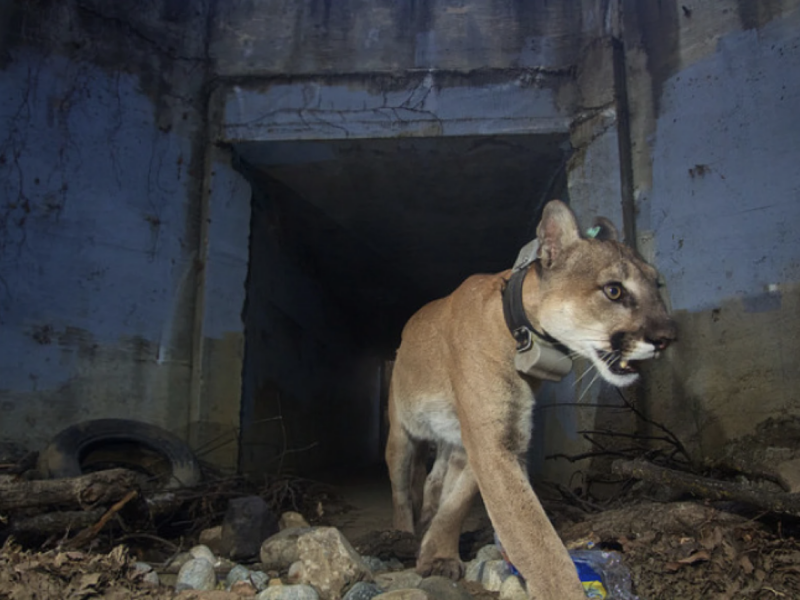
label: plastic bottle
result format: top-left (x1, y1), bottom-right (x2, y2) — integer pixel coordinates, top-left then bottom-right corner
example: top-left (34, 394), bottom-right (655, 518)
top-left (494, 533), bottom-right (639, 600)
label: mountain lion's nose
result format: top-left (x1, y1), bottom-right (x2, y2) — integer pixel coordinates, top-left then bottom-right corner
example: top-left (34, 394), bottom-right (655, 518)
top-left (647, 318), bottom-right (677, 350)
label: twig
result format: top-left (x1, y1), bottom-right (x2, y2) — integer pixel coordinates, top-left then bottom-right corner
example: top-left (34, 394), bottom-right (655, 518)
top-left (615, 388), bottom-right (693, 464)
top-left (116, 532), bottom-right (180, 552)
top-left (578, 428), bottom-right (681, 444)
top-left (554, 483), bottom-right (604, 513)
top-left (546, 448), bottom-right (639, 463)
top-left (66, 490), bottom-right (138, 549)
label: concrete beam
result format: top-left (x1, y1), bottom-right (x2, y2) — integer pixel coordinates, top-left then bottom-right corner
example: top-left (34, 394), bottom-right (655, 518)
top-left (217, 71), bottom-right (574, 142)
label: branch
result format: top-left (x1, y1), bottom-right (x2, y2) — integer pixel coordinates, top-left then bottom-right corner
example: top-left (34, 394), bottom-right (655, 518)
top-left (0, 468), bottom-right (140, 511)
top-left (547, 447), bottom-right (643, 463)
top-left (65, 490), bottom-right (138, 549)
top-left (613, 459), bottom-right (800, 517)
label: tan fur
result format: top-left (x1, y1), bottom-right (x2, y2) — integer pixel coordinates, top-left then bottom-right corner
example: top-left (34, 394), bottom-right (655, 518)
top-left (385, 201), bottom-right (676, 599)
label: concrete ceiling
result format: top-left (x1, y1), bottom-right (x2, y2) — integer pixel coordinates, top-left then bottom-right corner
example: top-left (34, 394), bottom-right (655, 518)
top-left (236, 134), bottom-right (569, 353)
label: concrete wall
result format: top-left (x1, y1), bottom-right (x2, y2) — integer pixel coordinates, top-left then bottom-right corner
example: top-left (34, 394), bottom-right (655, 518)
top-left (0, 0), bottom-right (249, 467)
top-left (210, 0), bottom-right (612, 76)
top-left (623, 1), bottom-right (800, 458)
top-left (189, 146), bottom-right (252, 469)
top-left (535, 0), bottom-right (800, 483)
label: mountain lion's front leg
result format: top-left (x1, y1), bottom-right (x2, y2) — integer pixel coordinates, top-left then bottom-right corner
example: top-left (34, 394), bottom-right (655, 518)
top-left (458, 388), bottom-right (586, 600)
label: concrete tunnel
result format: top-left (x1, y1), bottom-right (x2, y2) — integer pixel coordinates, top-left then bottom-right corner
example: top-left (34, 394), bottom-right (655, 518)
top-left (232, 133), bottom-right (570, 477)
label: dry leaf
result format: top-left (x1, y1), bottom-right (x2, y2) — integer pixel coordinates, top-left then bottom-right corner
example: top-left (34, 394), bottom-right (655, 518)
top-left (665, 550), bottom-right (711, 572)
top-left (79, 572), bottom-right (102, 589)
top-left (738, 554), bottom-right (754, 574)
top-left (680, 550), bottom-right (711, 564)
top-left (721, 540), bottom-right (738, 561)
top-left (701, 526), bottom-right (724, 550)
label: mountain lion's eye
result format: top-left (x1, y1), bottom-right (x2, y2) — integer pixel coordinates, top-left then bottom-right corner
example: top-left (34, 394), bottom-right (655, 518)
top-left (603, 283), bottom-right (624, 301)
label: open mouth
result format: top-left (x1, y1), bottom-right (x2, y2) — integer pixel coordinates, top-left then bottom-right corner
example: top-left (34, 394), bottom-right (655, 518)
top-left (598, 351), bottom-right (640, 376)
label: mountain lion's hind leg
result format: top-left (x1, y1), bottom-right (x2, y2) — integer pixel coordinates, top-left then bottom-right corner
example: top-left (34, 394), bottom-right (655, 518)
top-left (417, 450), bottom-right (478, 580)
top-left (418, 443), bottom-right (452, 535)
top-left (386, 416), bottom-right (426, 533)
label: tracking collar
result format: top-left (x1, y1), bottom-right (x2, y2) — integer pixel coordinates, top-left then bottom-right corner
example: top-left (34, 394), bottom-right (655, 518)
top-left (501, 239), bottom-right (574, 381)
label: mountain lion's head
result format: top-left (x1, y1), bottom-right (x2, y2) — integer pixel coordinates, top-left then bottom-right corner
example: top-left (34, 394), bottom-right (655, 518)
top-left (533, 201), bottom-right (677, 387)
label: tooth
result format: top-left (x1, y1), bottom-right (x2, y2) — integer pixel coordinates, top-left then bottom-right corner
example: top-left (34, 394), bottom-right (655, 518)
top-left (620, 360), bottom-right (629, 369)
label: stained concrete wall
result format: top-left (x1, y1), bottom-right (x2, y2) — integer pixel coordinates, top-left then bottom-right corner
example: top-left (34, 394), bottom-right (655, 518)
top-left (189, 146), bottom-right (252, 469)
top-left (0, 0), bottom-right (248, 466)
top-left (210, 0), bottom-right (612, 76)
top-left (622, 1), bottom-right (800, 458)
top-left (531, 35), bottom-right (630, 486)
top-left (535, 1), bottom-right (800, 484)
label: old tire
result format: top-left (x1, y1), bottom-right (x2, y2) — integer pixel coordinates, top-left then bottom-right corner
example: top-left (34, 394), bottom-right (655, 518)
top-left (38, 418), bottom-right (202, 489)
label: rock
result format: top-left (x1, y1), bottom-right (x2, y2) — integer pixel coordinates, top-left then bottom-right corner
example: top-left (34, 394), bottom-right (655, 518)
top-left (201, 526), bottom-right (225, 553)
top-left (463, 559), bottom-right (485, 583)
top-left (342, 582), bottom-right (383, 600)
top-left (480, 560), bottom-right (512, 592)
top-left (499, 575), bottom-right (527, 600)
top-left (134, 561), bottom-right (154, 574)
top-left (287, 561), bottom-right (306, 584)
top-left (360, 556), bottom-right (386, 573)
top-left (232, 581), bottom-right (259, 597)
top-left (372, 590), bottom-right (429, 600)
top-left (170, 552), bottom-right (195, 571)
top-left (250, 571), bottom-right (270, 591)
top-left (257, 584), bottom-right (320, 600)
top-left (177, 557), bottom-right (218, 591)
top-left (261, 527), bottom-right (314, 570)
top-left (217, 557), bottom-right (239, 572)
top-left (776, 458), bottom-right (800, 493)
top-left (222, 496), bottom-right (279, 560)
top-left (280, 512), bottom-right (311, 530)
top-left (374, 570), bottom-right (422, 591)
top-left (176, 592), bottom-right (241, 600)
top-left (418, 576), bottom-right (472, 600)
top-left (384, 559), bottom-right (405, 572)
top-left (226, 565), bottom-right (252, 588)
top-left (191, 545), bottom-right (219, 566)
top-left (475, 544), bottom-right (502, 562)
top-left (350, 531), bottom-right (418, 564)
top-left (133, 561), bottom-right (159, 586)
top-left (295, 527), bottom-right (373, 600)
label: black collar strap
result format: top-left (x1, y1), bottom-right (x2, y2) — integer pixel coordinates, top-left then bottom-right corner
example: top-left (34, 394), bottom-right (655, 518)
top-left (501, 239), bottom-right (569, 354)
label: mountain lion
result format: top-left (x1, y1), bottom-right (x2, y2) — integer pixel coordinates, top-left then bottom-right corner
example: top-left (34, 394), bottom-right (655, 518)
top-left (386, 200), bottom-right (676, 599)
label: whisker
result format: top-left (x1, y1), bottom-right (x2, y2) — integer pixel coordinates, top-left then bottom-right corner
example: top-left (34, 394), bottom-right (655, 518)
top-left (577, 369), bottom-right (603, 403)
top-left (556, 350), bottom-right (582, 364)
top-left (573, 362), bottom-right (597, 386)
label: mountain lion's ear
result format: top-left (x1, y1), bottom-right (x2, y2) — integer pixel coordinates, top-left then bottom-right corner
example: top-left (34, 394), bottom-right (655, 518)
top-left (536, 200), bottom-right (580, 269)
top-left (589, 217), bottom-right (619, 242)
